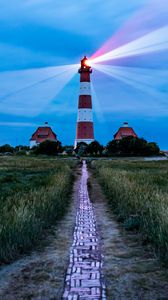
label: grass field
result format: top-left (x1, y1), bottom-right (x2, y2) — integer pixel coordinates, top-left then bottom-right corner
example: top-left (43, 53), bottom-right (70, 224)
top-left (0, 156), bottom-right (76, 263)
top-left (92, 160), bottom-right (168, 262)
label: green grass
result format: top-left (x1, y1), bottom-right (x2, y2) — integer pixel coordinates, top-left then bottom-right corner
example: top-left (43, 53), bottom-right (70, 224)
top-left (0, 157), bottom-right (76, 263)
top-left (92, 160), bottom-right (168, 261)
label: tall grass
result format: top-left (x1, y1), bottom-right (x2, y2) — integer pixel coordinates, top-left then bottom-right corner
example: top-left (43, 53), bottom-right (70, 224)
top-left (0, 157), bottom-right (75, 263)
top-left (93, 160), bottom-right (168, 261)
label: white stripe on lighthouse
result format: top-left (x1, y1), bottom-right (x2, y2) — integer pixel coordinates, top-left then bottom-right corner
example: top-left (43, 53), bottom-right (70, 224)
top-left (77, 109), bottom-right (93, 122)
top-left (79, 82), bottom-right (91, 95)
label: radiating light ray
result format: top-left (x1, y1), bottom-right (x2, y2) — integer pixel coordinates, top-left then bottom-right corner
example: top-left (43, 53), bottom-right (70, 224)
top-left (92, 26), bottom-right (168, 63)
top-left (92, 63), bottom-right (167, 101)
top-left (91, 83), bottom-right (105, 122)
top-left (45, 74), bottom-right (79, 115)
top-left (92, 0), bottom-right (168, 60)
top-left (93, 64), bottom-right (167, 88)
top-left (0, 64), bottom-right (77, 116)
top-left (90, 70), bottom-right (168, 116)
top-left (0, 64), bottom-right (78, 99)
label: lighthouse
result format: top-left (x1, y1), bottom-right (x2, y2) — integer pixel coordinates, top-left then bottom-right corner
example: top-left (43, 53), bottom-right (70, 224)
top-left (75, 56), bottom-right (94, 147)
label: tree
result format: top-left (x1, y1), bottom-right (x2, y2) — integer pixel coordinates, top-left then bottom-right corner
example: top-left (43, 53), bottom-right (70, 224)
top-left (87, 141), bottom-right (104, 156)
top-left (75, 142), bottom-right (88, 156)
top-left (106, 136), bottom-right (160, 156)
top-left (132, 137), bottom-right (148, 156)
top-left (15, 145), bottom-right (30, 151)
top-left (0, 144), bottom-right (14, 153)
top-left (119, 136), bottom-right (136, 155)
top-left (106, 140), bottom-right (120, 155)
top-left (118, 136), bottom-right (148, 156)
top-left (63, 145), bottom-right (74, 156)
top-left (145, 142), bottom-right (160, 156)
top-left (34, 140), bottom-right (62, 156)
top-left (57, 141), bottom-right (63, 153)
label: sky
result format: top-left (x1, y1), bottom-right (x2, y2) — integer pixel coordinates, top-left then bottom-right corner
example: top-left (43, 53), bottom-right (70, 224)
top-left (0, 0), bottom-right (168, 149)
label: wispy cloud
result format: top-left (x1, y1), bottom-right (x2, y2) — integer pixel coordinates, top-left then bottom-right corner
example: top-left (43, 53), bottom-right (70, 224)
top-left (0, 122), bottom-right (38, 127)
top-left (0, 42), bottom-right (60, 71)
top-left (0, 0), bottom-right (145, 36)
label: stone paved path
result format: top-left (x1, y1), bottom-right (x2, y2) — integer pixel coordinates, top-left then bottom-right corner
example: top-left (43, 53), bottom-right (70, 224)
top-left (63, 161), bottom-right (106, 300)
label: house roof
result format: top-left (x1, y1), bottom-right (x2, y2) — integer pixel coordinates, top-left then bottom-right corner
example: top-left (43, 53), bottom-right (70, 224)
top-left (114, 123), bottom-right (137, 140)
top-left (30, 126), bottom-right (57, 143)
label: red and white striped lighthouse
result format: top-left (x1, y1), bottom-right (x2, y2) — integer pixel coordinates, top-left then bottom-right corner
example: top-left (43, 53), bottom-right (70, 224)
top-left (75, 56), bottom-right (94, 147)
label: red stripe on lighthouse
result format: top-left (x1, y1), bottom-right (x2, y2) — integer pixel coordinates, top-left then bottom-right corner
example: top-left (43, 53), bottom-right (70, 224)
top-left (76, 122), bottom-right (94, 139)
top-left (78, 95), bottom-right (92, 109)
top-left (80, 72), bottom-right (90, 82)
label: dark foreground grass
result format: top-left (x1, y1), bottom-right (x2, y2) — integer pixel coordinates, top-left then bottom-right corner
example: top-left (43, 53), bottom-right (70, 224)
top-left (0, 157), bottom-right (76, 263)
top-left (92, 160), bottom-right (168, 262)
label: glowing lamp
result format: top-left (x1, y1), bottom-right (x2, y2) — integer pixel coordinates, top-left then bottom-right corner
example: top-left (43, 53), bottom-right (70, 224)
top-left (84, 59), bottom-right (91, 67)
top-left (81, 56), bottom-right (91, 68)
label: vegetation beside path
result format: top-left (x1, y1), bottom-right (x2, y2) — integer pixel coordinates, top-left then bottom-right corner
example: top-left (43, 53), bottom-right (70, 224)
top-left (92, 160), bottom-right (168, 262)
top-left (0, 157), bottom-right (75, 263)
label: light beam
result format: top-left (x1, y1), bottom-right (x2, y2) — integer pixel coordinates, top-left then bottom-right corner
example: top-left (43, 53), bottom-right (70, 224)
top-left (92, 26), bottom-right (168, 63)
top-left (92, 63), bottom-right (167, 102)
top-left (0, 64), bottom-right (78, 116)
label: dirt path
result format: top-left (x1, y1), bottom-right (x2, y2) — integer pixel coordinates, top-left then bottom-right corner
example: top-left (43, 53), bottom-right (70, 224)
top-left (89, 173), bottom-right (168, 300)
top-left (0, 170), bottom-right (81, 300)
top-left (63, 161), bottom-right (106, 299)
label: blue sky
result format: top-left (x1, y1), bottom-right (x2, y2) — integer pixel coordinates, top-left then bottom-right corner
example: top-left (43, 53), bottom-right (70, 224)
top-left (0, 0), bottom-right (168, 149)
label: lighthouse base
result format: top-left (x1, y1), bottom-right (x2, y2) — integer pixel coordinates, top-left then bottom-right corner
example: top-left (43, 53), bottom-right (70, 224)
top-left (74, 138), bottom-right (94, 148)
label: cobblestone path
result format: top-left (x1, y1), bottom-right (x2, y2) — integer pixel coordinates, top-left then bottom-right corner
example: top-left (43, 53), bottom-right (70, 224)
top-left (63, 161), bottom-right (106, 300)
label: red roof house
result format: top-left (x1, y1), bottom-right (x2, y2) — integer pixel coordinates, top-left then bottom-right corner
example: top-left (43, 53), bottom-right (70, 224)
top-left (30, 122), bottom-right (57, 148)
top-left (114, 122), bottom-right (138, 140)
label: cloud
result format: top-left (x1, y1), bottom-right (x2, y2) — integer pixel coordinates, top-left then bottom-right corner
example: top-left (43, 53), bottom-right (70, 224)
top-left (0, 0), bottom-right (146, 36)
top-left (0, 43), bottom-right (60, 71)
top-left (0, 122), bottom-right (37, 127)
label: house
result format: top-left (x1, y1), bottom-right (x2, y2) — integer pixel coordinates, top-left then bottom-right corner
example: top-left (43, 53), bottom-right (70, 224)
top-left (114, 122), bottom-right (137, 140)
top-left (30, 122), bottom-right (57, 148)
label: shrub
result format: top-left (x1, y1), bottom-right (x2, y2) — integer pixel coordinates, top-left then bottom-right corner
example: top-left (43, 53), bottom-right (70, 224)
top-left (34, 140), bottom-right (62, 156)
